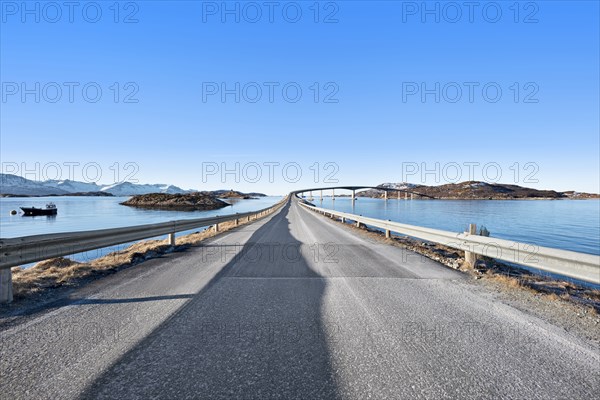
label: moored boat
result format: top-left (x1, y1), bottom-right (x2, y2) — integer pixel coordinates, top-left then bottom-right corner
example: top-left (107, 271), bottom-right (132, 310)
top-left (21, 203), bottom-right (58, 216)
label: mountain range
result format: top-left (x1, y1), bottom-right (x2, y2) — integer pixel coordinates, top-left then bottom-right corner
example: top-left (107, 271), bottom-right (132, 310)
top-left (1, 174), bottom-right (200, 197)
top-left (356, 182), bottom-right (599, 199)
top-left (2, 174), bottom-right (595, 199)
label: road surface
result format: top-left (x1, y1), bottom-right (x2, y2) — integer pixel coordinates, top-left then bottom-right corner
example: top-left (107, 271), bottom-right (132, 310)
top-left (1, 198), bottom-right (598, 399)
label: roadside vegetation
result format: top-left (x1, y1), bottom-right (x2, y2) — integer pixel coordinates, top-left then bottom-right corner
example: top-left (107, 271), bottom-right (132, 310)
top-left (9, 218), bottom-right (247, 304)
top-left (312, 210), bottom-right (600, 344)
top-left (360, 220), bottom-right (599, 314)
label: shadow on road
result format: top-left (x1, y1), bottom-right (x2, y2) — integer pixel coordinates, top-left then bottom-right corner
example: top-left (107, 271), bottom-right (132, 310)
top-left (80, 201), bottom-right (342, 399)
top-left (70, 294), bottom-right (196, 305)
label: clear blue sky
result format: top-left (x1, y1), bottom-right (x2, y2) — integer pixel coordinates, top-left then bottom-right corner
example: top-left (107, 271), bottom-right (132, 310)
top-left (1, 1), bottom-right (598, 195)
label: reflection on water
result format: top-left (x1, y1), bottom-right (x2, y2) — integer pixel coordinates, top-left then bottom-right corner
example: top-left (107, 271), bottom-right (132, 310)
top-left (317, 197), bottom-right (600, 255)
top-left (21, 215), bottom-right (57, 223)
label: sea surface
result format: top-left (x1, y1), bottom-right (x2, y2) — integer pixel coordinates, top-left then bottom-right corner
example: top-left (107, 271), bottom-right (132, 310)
top-left (1, 196), bottom-right (599, 266)
top-left (0, 196), bottom-right (283, 264)
top-left (313, 197), bottom-right (600, 256)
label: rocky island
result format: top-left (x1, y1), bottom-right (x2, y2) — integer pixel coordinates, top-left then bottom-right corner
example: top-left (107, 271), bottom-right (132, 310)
top-left (213, 190), bottom-right (257, 199)
top-left (209, 189), bottom-right (266, 199)
top-left (121, 192), bottom-right (231, 211)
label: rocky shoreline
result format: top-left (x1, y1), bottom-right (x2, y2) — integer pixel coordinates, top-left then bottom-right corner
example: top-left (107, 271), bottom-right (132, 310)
top-left (0, 191), bottom-right (114, 198)
top-left (211, 190), bottom-right (257, 199)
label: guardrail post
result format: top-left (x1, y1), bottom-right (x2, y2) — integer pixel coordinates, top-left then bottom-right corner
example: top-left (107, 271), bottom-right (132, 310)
top-left (0, 269), bottom-right (13, 304)
top-left (465, 223), bottom-right (477, 267)
top-left (298, 200), bottom-right (600, 284)
top-left (214, 223), bottom-right (219, 232)
top-left (168, 233), bottom-right (176, 246)
top-left (341, 217), bottom-right (345, 223)
top-left (235, 218), bottom-right (239, 226)
top-left (385, 220), bottom-right (391, 238)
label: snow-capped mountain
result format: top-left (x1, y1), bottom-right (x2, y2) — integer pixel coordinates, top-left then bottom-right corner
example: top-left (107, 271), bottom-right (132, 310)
top-left (377, 182), bottom-right (418, 190)
top-left (0, 174), bottom-right (192, 196)
top-left (354, 183), bottom-right (419, 198)
top-left (0, 174), bottom-right (69, 196)
top-left (356, 181), bottom-right (598, 199)
top-left (100, 182), bottom-right (189, 196)
top-left (41, 179), bottom-right (103, 193)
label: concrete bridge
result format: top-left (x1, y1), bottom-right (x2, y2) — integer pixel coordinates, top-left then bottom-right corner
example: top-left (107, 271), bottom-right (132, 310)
top-left (0, 195), bottom-right (598, 399)
top-left (295, 185), bottom-right (436, 201)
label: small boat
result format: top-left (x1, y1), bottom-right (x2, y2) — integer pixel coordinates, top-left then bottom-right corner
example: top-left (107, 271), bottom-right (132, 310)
top-left (21, 203), bottom-right (58, 216)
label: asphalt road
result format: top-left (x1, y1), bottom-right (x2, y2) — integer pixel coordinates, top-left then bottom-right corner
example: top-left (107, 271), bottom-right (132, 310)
top-left (1, 198), bottom-right (598, 399)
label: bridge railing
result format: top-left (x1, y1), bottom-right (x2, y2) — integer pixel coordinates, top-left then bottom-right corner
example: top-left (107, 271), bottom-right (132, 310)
top-left (0, 196), bottom-right (288, 303)
top-left (298, 200), bottom-right (600, 285)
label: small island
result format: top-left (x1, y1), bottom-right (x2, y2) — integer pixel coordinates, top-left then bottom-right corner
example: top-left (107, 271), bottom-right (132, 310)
top-left (121, 192), bottom-right (231, 211)
top-left (207, 189), bottom-right (267, 199)
top-left (214, 190), bottom-right (257, 199)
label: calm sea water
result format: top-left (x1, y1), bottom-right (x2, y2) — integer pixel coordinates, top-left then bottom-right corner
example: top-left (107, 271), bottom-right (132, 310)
top-left (1, 196), bottom-right (598, 264)
top-left (0, 196), bottom-right (283, 264)
top-left (315, 197), bottom-right (600, 256)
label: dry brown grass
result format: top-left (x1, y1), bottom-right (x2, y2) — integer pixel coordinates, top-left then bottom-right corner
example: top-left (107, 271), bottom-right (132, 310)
top-left (545, 293), bottom-right (561, 301)
top-left (310, 206), bottom-right (600, 315)
top-left (10, 201), bottom-right (285, 302)
top-left (490, 273), bottom-right (524, 289)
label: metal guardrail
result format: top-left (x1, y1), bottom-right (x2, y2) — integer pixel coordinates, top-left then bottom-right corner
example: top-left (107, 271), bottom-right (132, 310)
top-left (1, 197), bottom-right (288, 271)
top-left (299, 200), bottom-right (600, 284)
top-left (0, 196), bottom-right (288, 303)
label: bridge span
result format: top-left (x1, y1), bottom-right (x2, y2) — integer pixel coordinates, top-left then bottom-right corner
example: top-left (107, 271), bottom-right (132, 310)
top-left (295, 185), bottom-right (436, 200)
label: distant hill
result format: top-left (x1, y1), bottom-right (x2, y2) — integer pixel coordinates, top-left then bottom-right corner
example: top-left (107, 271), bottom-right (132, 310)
top-left (0, 174), bottom-right (70, 196)
top-left (0, 174), bottom-right (272, 198)
top-left (41, 179), bottom-right (103, 194)
top-left (0, 174), bottom-right (194, 197)
top-left (357, 181), bottom-right (600, 200)
top-left (1, 191), bottom-right (116, 198)
top-left (210, 189), bottom-right (266, 199)
top-left (356, 182), bottom-right (419, 198)
top-left (100, 182), bottom-right (189, 196)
